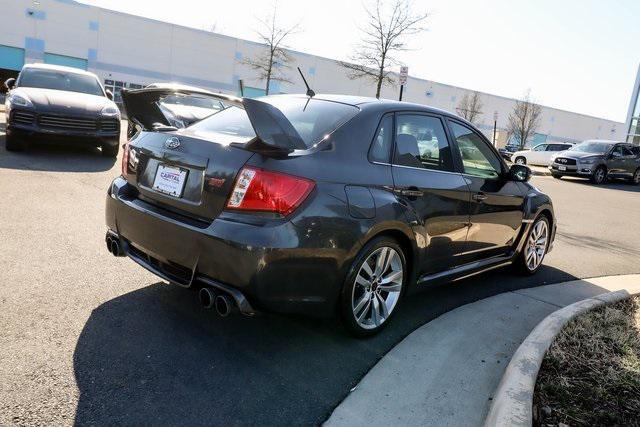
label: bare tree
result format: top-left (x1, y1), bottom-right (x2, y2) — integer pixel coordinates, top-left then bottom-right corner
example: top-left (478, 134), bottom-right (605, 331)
top-left (242, 4), bottom-right (299, 95)
top-left (456, 91), bottom-right (484, 124)
top-left (341, 0), bottom-right (428, 98)
top-left (506, 91), bottom-right (542, 150)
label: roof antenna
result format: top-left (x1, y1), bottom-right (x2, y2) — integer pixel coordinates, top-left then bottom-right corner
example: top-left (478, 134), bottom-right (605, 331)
top-left (298, 67), bottom-right (315, 98)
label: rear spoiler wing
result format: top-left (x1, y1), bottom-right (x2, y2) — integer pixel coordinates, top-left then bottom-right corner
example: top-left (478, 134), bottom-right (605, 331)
top-left (121, 87), bottom-right (306, 154)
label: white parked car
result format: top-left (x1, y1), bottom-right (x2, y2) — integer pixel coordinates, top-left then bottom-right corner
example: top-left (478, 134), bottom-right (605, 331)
top-left (511, 143), bottom-right (574, 166)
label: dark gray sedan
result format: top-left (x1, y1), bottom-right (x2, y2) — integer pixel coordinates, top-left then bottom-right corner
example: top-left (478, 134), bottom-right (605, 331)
top-left (549, 140), bottom-right (640, 184)
top-left (105, 88), bottom-right (556, 336)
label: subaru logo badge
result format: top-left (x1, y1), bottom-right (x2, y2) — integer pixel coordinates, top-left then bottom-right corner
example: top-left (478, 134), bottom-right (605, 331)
top-left (165, 137), bottom-right (181, 149)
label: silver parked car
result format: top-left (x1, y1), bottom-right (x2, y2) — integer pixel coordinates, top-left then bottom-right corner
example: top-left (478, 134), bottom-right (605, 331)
top-left (549, 140), bottom-right (640, 184)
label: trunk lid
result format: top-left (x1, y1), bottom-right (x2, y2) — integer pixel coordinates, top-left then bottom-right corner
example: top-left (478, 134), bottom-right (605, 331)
top-left (127, 131), bottom-right (254, 222)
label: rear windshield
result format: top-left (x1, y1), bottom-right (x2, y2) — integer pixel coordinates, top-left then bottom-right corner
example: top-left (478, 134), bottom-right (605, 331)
top-left (161, 95), bottom-right (224, 110)
top-left (186, 97), bottom-right (359, 148)
top-left (18, 68), bottom-right (104, 97)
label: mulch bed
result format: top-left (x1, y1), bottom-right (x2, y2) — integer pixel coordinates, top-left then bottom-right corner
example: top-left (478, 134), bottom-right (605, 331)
top-left (533, 295), bottom-right (640, 426)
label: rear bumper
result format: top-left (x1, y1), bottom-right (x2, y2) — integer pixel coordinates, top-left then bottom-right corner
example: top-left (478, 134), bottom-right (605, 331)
top-left (105, 177), bottom-right (349, 317)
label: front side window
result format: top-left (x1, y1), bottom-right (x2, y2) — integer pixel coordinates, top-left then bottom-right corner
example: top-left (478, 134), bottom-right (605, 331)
top-left (532, 144), bottom-right (547, 152)
top-left (18, 68), bottom-right (104, 96)
top-left (450, 121), bottom-right (502, 179)
top-left (369, 115), bottom-right (393, 163)
top-left (393, 114), bottom-right (453, 171)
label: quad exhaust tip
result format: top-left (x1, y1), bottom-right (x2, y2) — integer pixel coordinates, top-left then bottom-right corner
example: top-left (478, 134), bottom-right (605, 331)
top-left (106, 234), bottom-right (124, 257)
top-left (198, 287), bottom-right (236, 317)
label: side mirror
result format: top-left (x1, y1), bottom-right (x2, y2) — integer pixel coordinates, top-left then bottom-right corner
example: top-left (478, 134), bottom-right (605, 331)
top-left (4, 78), bottom-right (16, 91)
top-left (509, 164), bottom-right (531, 182)
top-left (105, 89), bottom-right (113, 100)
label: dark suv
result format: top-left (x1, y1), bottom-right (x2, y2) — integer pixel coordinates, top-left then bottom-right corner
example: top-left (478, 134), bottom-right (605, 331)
top-left (4, 63), bottom-right (121, 156)
top-left (549, 140), bottom-right (640, 184)
top-left (105, 88), bottom-right (556, 336)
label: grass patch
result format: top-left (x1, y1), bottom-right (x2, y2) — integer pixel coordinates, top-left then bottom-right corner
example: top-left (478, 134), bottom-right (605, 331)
top-left (534, 296), bottom-right (640, 426)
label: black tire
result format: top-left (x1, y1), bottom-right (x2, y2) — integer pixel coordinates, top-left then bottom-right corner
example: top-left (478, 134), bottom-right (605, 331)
top-left (101, 142), bottom-right (119, 158)
top-left (514, 156), bottom-right (526, 165)
top-left (551, 173), bottom-right (562, 180)
top-left (5, 133), bottom-right (25, 152)
top-left (515, 215), bottom-right (550, 275)
top-left (590, 166), bottom-right (607, 184)
top-left (630, 168), bottom-right (640, 185)
top-left (340, 236), bottom-right (407, 337)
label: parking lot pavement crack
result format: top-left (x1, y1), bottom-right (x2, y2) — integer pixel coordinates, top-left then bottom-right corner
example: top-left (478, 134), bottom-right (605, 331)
top-left (509, 290), bottom-right (564, 309)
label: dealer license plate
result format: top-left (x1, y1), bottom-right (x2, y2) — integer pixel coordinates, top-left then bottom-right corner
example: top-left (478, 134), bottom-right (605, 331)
top-left (152, 164), bottom-right (188, 197)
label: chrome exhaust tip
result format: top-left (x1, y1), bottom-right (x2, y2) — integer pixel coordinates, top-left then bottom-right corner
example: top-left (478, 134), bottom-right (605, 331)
top-left (198, 287), bottom-right (217, 310)
top-left (110, 240), bottom-right (121, 256)
top-left (214, 294), bottom-right (233, 317)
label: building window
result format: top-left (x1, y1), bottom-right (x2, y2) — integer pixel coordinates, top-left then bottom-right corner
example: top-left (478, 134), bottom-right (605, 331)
top-left (104, 80), bottom-right (144, 105)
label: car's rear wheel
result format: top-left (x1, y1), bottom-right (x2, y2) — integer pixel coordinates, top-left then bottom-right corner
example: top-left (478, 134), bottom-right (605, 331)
top-left (101, 142), bottom-right (119, 158)
top-left (5, 133), bottom-right (25, 152)
top-left (631, 168), bottom-right (640, 185)
top-left (590, 166), bottom-right (607, 184)
top-left (514, 156), bottom-right (526, 165)
top-left (341, 236), bottom-right (406, 337)
top-left (515, 216), bottom-right (549, 275)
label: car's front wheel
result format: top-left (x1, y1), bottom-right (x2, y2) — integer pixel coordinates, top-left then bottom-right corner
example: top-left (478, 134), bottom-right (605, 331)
top-left (590, 166), bottom-right (607, 184)
top-left (341, 236), bottom-right (406, 337)
top-left (630, 168), bottom-right (640, 185)
top-left (515, 216), bottom-right (550, 275)
top-left (514, 156), bottom-right (526, 165)
top-left (551, 173), bottom-right (562, 179)
top-left (5, 133), bottom-right (25, 152)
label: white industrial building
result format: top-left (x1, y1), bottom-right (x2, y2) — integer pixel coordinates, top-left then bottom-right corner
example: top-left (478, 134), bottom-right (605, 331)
top-left (0, 0), bottom-right (626, 147)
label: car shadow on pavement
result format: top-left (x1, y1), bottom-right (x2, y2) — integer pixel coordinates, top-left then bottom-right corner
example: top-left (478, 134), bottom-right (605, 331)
top-left (557, 176), bottom-right (640, 194)
top-left (73, 264), bottom-right (576, 425)
top-left (0, 136), bottom-right (117, 173)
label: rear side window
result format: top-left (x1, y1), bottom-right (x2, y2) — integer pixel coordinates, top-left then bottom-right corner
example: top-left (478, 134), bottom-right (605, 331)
top-left (369, 115), bottom-right (393, 163)
top-left (188, 97), bottom-right (359, 149)
top-left (393, 114), bottom-right (453, 172)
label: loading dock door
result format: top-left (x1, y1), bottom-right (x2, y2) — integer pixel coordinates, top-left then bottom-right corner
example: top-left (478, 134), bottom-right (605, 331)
top-left (0, 45), bottom-right (24, 94)
top-left (43, 53), bottom-right (87, 70)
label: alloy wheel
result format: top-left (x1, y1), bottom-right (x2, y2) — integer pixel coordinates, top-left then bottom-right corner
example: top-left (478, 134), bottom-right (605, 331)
top-left (634, 169), bottom-right (640, 184)
top-left (351, 247), bottom-right (403, 330)
top-left (515, 157), bottom-right (525, 165)
top-left (525, 220), bottom-right (548, 271)
top-left (594, 167), bottom-right (606, 184)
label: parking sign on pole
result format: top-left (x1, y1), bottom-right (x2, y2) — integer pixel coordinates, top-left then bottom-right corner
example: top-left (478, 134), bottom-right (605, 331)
top-left (399, 66), bottom-right (408, 101)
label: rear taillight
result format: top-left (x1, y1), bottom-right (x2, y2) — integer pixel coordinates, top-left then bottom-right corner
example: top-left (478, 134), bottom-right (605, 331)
top-left (226, 167), bottom-right (314, 216)
top-left (121, 142), bottom-right (130, 177)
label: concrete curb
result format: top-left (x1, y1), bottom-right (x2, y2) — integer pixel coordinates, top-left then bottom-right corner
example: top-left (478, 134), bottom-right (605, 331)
top-left (529, 167), bottom-right (551, 176)
top-left (484, 288), bottom-right (639, 426)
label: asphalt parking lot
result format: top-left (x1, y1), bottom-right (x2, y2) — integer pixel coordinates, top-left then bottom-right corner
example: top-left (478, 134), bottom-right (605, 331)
top-left (1, 117), bottom-right (639, 425)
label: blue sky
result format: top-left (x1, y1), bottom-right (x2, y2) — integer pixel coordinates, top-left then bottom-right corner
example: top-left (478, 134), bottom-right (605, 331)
top-left (79, 0), bottom-right (640, 122)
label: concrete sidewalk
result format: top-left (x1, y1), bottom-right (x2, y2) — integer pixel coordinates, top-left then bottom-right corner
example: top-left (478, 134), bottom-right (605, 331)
top-left (325, 274), bottom-right (640, 427)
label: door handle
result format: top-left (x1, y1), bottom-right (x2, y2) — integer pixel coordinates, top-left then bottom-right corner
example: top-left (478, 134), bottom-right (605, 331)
top-left (472, 193), bottom-right (488, 202)
top-left (395, 187), bottom-right (424, 198)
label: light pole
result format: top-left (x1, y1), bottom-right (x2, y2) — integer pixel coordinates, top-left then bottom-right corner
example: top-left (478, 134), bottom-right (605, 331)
top-left (492, 110), bottom-right (498, 147)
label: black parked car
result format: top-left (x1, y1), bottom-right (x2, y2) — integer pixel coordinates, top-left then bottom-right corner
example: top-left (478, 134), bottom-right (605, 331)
top-left (549, 140), bottom-right (640, 185)
top-left (105, 89), bottom-right (556, 336)
top-left (3, 63), bottom-right (121, 156)
top-left (498, 144), bottom-right (519, 161)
